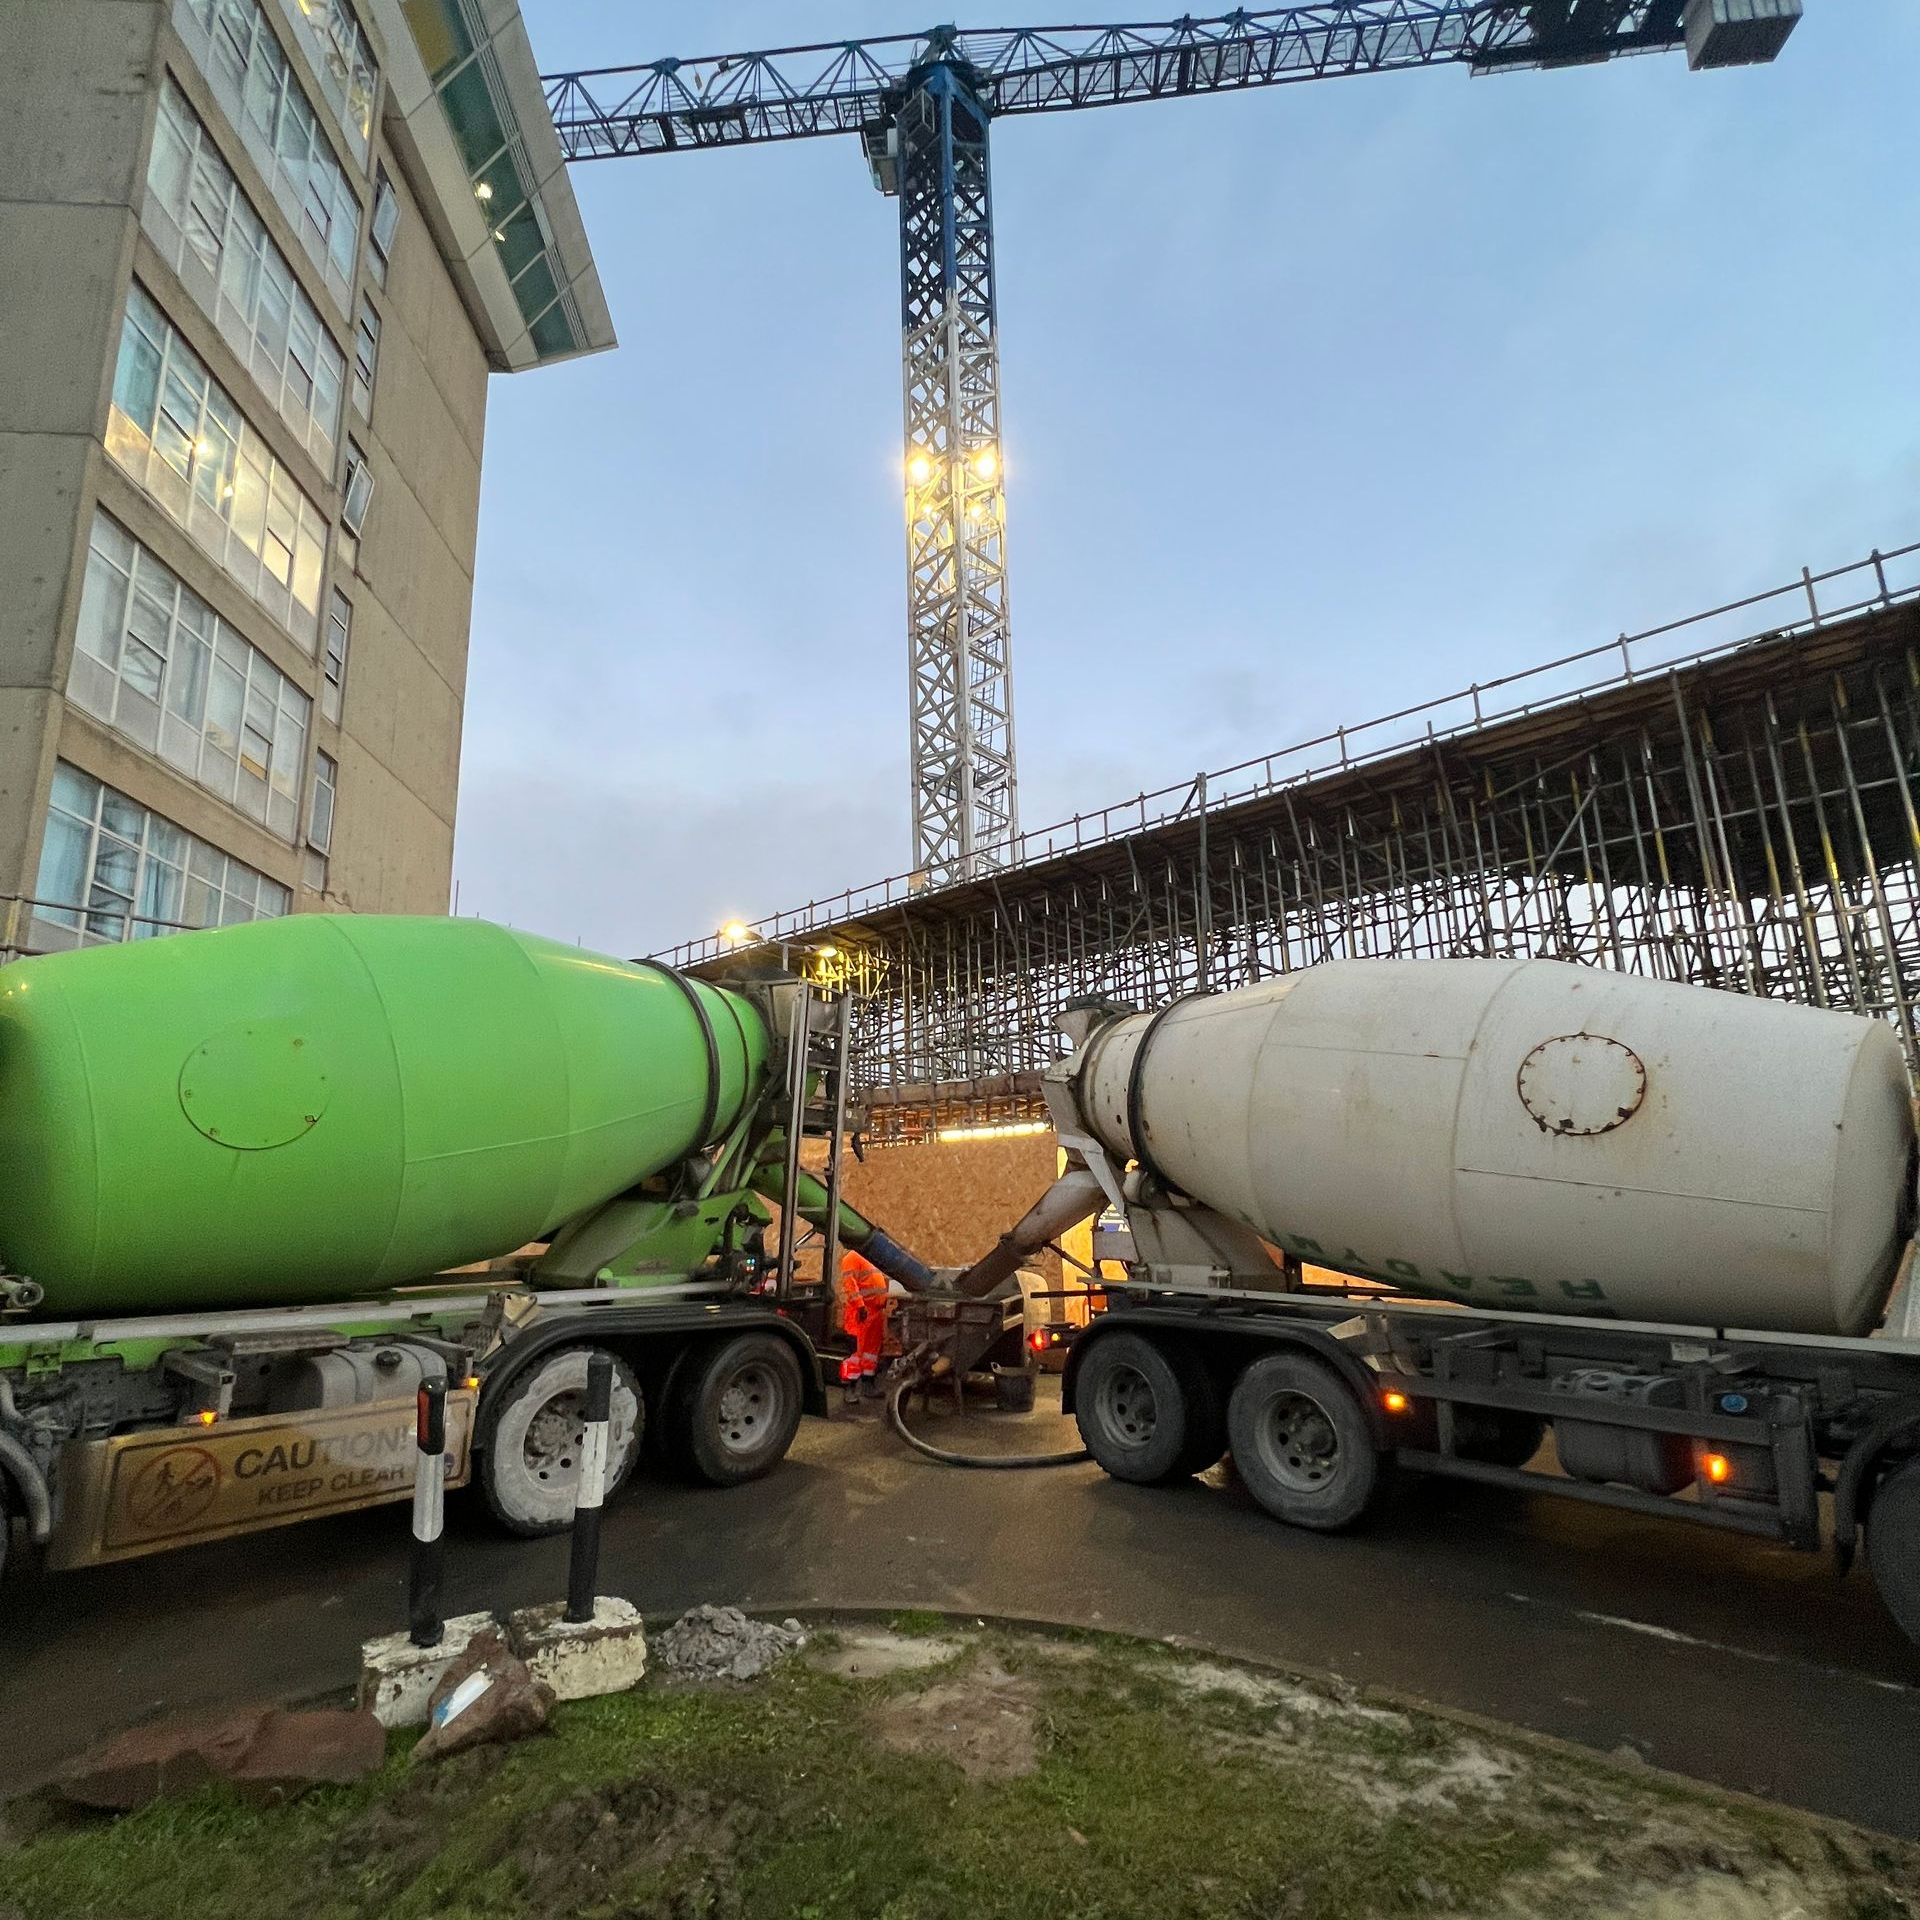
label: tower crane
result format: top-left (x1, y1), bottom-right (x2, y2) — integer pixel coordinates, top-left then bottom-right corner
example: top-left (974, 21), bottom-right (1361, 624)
top-left (542, 3), bottom-right (1802, 887)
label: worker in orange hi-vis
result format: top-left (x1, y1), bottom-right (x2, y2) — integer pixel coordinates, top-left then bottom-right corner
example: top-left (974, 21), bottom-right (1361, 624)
top-left (837, 1248), bottom-right (891, 1387)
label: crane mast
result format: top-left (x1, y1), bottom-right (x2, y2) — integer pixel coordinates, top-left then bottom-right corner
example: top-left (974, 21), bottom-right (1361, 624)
top-left (543, 1), bottom-right (1802, 888)
top-left (889, 61), bottom-right (1017, 883)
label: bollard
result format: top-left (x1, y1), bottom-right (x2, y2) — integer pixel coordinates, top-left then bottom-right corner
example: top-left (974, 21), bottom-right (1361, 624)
top-left (566, 1351), bottom-right (613, 1624)
top-left (409, 1377), bottom-right (447, 1648)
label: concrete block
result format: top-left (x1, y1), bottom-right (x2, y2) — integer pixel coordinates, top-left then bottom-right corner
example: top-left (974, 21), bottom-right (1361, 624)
top-left (507, 1596), bottom-right (648, 1703)
top-left (357, 1611), bottom-right (494, 1729)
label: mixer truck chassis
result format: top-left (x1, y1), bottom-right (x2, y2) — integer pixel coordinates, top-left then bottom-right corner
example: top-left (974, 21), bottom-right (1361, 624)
top-left (0, 1293), bottom-right (828, 1574)
top-left (1061, 1287), bottom-right (1920, 1645)
top-left (0, 1288), bottom-right (827, 1575)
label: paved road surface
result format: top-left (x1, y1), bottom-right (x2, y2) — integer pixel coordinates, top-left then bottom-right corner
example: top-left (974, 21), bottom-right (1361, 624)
top-left (3, 1393), bottom-right (1915, 1835)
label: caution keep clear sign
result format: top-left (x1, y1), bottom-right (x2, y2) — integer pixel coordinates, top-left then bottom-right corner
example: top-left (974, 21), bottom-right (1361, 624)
top-left (48, 1390), bottom-right (476, 1570)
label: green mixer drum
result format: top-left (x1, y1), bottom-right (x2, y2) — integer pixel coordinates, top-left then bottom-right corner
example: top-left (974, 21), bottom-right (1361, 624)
top-left (0, 916), bottom-right (767, 1315)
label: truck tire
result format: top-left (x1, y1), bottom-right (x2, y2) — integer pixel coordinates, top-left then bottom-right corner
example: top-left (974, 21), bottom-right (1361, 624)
top-left (1075, 1332), bottom-right (1219, 1485)
top-left (1228, 1351), bottom-right (1384, 1532)
top-left (480, 1346), bottom-right (642, 1537)
top-left (670, 1333), bottom-right (804, 1488)
top-left (1866, 1456), bottom-right (1920, 1646)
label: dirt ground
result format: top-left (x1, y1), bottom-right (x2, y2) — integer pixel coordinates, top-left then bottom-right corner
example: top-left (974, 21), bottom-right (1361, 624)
top-left (3, 1619), bottom-right (1914, 1920)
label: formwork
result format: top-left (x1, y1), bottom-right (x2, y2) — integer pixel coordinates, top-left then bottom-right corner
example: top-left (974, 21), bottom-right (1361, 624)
top-left (669, 543), bottom-right (1920, 1141)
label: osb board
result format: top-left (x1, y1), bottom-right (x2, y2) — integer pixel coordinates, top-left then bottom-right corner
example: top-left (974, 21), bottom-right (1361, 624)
top-left (801, 1133), bottom-right (1062, 1282)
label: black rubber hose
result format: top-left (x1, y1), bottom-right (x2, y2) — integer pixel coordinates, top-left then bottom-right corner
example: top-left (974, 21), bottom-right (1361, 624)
top-left (886, 1366), bottom-right (1090, 1470)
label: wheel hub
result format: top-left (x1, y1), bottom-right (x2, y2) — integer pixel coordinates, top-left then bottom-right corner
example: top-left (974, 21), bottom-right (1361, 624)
top-left (525, 1387), bottom-right (586, 1484)
top-left (1261, 1390), bottom-right (1339, 1493)
top-left (1099, 1364), bottom-right (1157, 1446)
top-left (718, 1364), bottom-right (773, 1453)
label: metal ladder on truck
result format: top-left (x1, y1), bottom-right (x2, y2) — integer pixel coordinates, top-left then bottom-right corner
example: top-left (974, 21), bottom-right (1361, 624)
top-left (770, 982), bottom-right (855, 1301)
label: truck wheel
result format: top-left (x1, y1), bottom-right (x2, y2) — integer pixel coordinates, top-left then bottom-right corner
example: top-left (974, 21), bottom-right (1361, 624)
top-left (671, 1333), bottom-right (804, 1488)
top-left (1866, 1456), bottom-right (1920, 1646)
top-left (1228, 1352), bottom-right (1384, 1532)
top-left (1075, 1332), bottom-right (1218, 1485)
top-left (480, 1347), bottom-right (642, 1537)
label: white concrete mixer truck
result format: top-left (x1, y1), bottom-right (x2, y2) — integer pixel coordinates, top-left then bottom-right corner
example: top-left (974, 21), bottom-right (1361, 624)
top-left (960, 958), bottom-right (1920, 1646)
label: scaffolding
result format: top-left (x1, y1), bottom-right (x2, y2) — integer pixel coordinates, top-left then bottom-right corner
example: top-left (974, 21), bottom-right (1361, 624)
top-left (670, 542), bottom-right (1920, 1142)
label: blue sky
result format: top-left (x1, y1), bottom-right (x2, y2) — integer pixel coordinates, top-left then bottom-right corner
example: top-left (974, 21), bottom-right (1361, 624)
top-left (451, 1), bottom-right (1920, 956)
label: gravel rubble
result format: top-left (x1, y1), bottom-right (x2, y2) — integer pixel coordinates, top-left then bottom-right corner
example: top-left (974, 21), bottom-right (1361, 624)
top-left (653, 1607), bottom-right (808, 1684)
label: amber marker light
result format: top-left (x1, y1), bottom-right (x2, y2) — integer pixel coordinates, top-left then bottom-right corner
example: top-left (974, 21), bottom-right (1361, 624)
top-left (1382, 1390), bottom-right (1410, 1414)
top-left (1703, 1453), bottom-right (1731, 1485)
top-left (463, 1376), bottom-right (480, 1392)
top-left (196, 1409), bottom-right (218, 1426)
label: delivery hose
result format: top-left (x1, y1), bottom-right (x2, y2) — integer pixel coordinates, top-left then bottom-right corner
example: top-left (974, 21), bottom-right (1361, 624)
top-left (885, 1351), bottom-right (1090, 1471)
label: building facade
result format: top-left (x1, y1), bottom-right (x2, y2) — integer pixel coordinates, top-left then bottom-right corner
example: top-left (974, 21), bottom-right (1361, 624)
top-left (0, 0), bottom-right (610, 951)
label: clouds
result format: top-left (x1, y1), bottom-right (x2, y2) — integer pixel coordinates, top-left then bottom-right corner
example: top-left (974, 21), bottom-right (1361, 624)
top-left (453, 1), bottom-right (1920, 955)
top-left (453, 757), bottom-right (905, 959)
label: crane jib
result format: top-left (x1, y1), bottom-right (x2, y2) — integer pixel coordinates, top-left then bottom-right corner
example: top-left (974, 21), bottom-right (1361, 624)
top-left (537, 0), bottom-right (1800, 886)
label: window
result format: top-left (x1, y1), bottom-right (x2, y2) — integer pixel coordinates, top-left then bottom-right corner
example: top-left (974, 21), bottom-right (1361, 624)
top-left (341, 440), bottom-right (374, 537)
top-left (369, 165), bottom-right (399, 287)
top-left (308, 750), bottom-right (337, 854)
top-left (31, 763), bottom-right (290, 952)
top-left (143, 80), bottom-right (348, 469)
top-left (351, 296), bottom-right (380, 419)
top-left (69, 512), bottom-right (313, 841)
top-left (322, 589), bottom-right (351, 722)
top-left (176, 0), bottom-right (363, 306)
top-left (107, 283), bottom-right (329, 648)
top-left (281, 0), bottom-right (379, 165)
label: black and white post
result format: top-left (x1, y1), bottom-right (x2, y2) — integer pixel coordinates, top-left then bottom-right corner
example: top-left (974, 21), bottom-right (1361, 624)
top-left (409, 1376), bottom-right (447, 1648)
top-left (566, 1350), bottom-right (613, 1624)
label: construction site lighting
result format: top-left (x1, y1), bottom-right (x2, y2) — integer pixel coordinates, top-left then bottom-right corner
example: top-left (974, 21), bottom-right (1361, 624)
top-left (935, 1120), bottom-right (1049, 1144)
top-left (815, 944), bottom-right (839, 959)
top-left (972, 446), bottom-right (997, 479)
top-left (719, 920), bottom-right (750, 945)
top-left (906, 452), bottom-right (933, 485)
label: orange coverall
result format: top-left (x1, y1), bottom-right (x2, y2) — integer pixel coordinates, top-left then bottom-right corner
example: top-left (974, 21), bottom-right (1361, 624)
top-left (838, 1249), bottom-right (891, 1382)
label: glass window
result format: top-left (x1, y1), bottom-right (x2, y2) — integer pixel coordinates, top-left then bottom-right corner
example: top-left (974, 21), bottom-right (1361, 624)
top-left (67, 510), bottom-right (312, 841)
top-left (169, 3), bottom-right (362, 304)
top-left (30, 763), bottom-right (289, 952)
top-left (351, 297), bottom-right (379, 419)
top-left (105, 283), bottom-right (327, 648)
top-left (148, 88), bottom-right (194, 219)
top-left (140, 81), bottom-right (349, 465)
top-left (322, 589), bottom-right (350, 723)
top-left (341, 440), bottom-right (374, 537)
top-left (110, 295), bottom-right (165, 435)
top-left (368, 165), bottom-right (399, 286)
top-left (308, 749), bottom-right (336, 854)
top-left (283, 0), bottom-right (380, 164)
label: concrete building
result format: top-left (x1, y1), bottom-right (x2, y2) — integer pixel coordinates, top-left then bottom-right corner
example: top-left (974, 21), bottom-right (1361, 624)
top-left (0, 0), bottom-right (610, 951)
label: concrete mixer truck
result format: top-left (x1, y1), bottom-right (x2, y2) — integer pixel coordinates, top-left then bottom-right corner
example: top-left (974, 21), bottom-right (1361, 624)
top-left (0, 915), bottom-right (946, 1578)
top-left (958, 959), bottom-right (1920, 1646)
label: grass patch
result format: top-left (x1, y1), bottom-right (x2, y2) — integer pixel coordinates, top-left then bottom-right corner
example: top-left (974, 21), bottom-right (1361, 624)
top-left (2, 1625), bottom-right (1913, 1920)
top-left (884, 1608), bottom-right (953, 1638)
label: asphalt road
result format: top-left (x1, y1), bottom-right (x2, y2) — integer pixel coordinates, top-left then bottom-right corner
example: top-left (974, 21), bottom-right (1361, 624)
top-left (4, 1390), bottom-right (1917, 1837)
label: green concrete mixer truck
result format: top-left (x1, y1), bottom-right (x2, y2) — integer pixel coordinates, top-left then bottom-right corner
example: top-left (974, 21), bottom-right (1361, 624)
top-left (0, 915), bottom-right (936, 1577)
